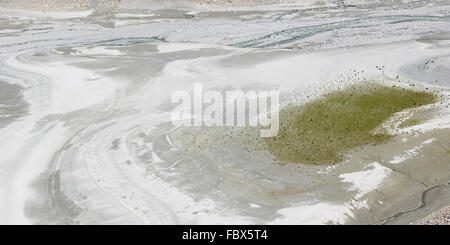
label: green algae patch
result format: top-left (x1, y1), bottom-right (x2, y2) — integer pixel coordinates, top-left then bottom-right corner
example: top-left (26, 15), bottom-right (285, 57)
top-left (264, 84), bottom-right (437, 164)
top-left (399, 117), bottom-right (425, 128)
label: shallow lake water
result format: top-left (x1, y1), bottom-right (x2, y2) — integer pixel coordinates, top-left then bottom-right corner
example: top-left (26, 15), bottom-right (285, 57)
top-left (0, 1), bottom-right (449, 224)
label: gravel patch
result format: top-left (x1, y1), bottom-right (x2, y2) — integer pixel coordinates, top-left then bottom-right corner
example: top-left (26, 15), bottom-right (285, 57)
top-left (417, 206), bottom-right (450, 225)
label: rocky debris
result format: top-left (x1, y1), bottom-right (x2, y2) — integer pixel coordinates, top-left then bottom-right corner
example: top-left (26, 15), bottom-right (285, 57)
top-left (417, 206), bottom-right (450, 225)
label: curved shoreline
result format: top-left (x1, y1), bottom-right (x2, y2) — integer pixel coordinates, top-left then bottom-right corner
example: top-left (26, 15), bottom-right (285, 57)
top-left (0, 3), bottom-right (449, 224)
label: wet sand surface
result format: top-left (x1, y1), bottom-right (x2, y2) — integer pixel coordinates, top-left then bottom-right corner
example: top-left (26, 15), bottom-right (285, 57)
top-left (0, 1), bottom-right (449, 224)
top-left (0, 81), bottom-right (28, 127)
